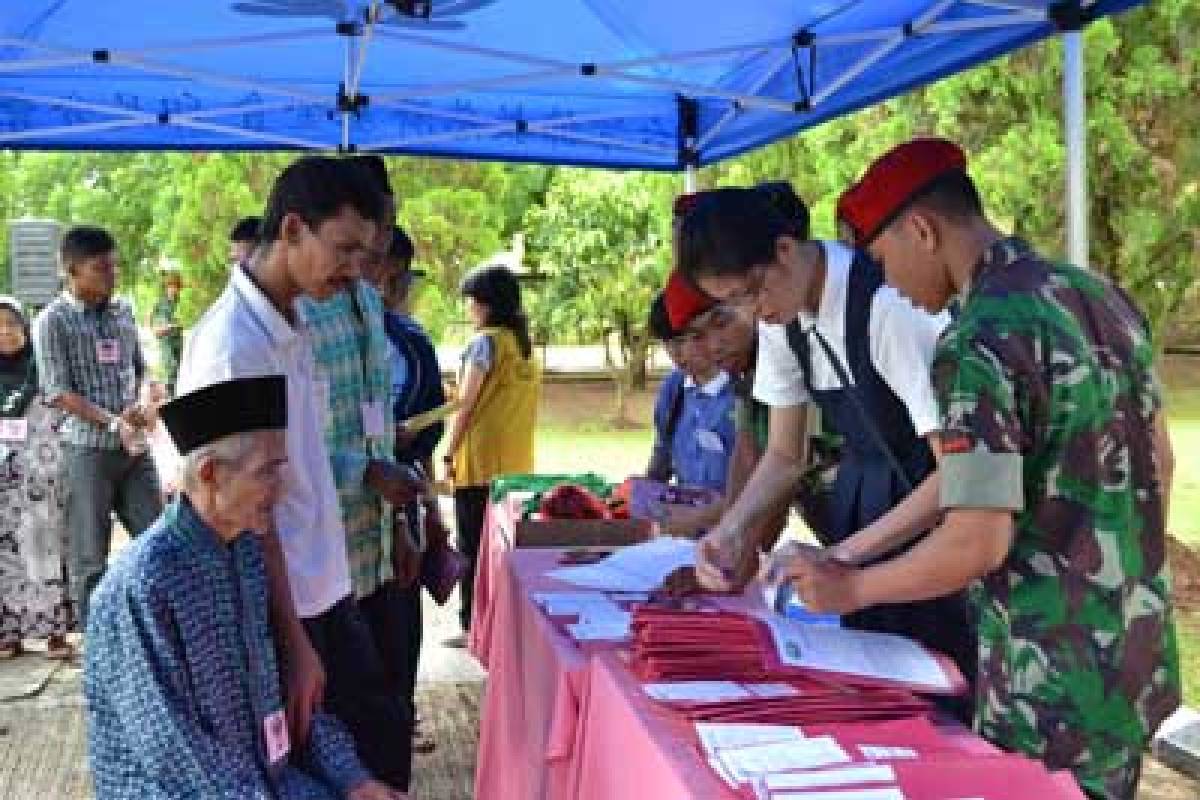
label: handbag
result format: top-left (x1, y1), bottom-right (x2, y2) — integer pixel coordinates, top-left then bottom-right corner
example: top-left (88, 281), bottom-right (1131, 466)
top-left (420, 536), bottom-right (469, 606)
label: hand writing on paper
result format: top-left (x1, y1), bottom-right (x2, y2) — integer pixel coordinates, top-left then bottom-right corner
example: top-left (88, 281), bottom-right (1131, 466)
top-left (694, 522), bottom-right (747, 593)
top-left (777, 556), bottom-right (864, 615)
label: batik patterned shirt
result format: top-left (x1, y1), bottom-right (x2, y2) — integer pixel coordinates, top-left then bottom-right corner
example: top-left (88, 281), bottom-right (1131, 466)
top-left (84, 497), bottom-right (370, 799)
top-left (932, 237), bottom-right (1180, 797)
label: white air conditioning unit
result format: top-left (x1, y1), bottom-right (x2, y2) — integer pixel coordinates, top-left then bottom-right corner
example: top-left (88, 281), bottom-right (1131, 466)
top-left (8, 218), bottom-right (62, 308)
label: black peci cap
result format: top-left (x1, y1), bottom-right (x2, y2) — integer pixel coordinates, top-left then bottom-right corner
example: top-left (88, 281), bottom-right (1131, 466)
top-left (161, 375), bottom-right (287, 456)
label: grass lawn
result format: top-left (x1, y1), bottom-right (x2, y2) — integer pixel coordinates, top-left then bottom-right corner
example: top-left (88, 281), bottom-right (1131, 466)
top-left (1165, 384), bottom-right (1200, 547)
top-left (1163, 357), bottom-right (1200, 706)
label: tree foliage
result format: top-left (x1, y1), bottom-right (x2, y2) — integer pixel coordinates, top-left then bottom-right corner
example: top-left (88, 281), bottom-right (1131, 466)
top-left (0, 2), bottom-right (1193, 378)
top-left (521, 169), bottom-right (677, 420)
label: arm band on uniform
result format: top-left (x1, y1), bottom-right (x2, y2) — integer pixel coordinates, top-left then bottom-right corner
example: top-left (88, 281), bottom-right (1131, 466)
top-left (940, 451), bottom-right (1024, 511)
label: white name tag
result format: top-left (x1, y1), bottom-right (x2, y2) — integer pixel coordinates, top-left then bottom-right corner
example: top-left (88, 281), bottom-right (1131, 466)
top-left (361, 400), bottom-right (387, 438)
top-left (96, 339), bottom-right (121, 364)
top-left (314, 378), bottom-right (331, 428)
top-left (263, 709), bottom-right (290, 765)
top-left (0, 418), bottom-right (27, 442)
top-left (696, 429), bottom-right (725, 453)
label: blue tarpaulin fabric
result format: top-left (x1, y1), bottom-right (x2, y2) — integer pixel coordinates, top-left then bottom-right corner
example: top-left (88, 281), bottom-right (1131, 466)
top-left (0, 2), bottom-right (1142, 168)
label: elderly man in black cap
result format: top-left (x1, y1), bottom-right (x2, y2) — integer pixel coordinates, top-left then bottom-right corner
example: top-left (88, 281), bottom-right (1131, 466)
top-left (84, 376), bottom-right (406, 800)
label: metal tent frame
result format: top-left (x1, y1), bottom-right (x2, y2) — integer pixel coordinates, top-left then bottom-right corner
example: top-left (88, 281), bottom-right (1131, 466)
top-left (1, 1), bottom-right (1137, 263)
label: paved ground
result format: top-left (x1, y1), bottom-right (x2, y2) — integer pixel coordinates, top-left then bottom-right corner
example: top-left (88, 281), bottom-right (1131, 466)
top-left (0, 586), bottom-right (483, 800)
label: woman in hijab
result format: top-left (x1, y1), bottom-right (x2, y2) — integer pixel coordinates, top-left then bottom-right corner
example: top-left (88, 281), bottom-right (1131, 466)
top-left (0, 296), bottom-right (72, 659)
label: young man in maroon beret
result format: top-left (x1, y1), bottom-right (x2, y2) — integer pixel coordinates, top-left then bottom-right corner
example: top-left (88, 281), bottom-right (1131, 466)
top-left (784, 137), bottom-right (1179, 800)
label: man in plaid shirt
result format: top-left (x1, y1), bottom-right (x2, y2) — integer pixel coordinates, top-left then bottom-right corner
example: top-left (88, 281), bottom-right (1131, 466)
top-left (32, 226), bottom-right (162, 627)
top-left (297, 155), bottom-right (426, 790)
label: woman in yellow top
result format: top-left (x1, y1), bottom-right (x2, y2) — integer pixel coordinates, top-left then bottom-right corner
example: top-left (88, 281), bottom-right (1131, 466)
top-left (444, 264), bottom-right (540, 637)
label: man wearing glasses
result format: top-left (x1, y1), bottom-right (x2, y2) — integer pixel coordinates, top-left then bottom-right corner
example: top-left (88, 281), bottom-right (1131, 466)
top-left (295, 155), bottom-right (427, 793)
top-left (676, 186), bottom-right (976, 718)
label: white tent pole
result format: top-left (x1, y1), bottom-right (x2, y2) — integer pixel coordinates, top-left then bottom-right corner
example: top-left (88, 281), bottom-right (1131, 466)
top-left (684, 165), bottom-right (698, 193)
top-left (341, 24), bottom-right (355, 151)
top-left (1064, 28), bottom-right (1088, 267)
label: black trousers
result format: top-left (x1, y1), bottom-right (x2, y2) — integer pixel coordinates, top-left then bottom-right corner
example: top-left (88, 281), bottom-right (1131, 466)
top-left (453, 485), bottom-right (489, 632)
top-left (302, 595), bottom-right (413, 791)
top-left (361, 579), bottom-right (423, 733)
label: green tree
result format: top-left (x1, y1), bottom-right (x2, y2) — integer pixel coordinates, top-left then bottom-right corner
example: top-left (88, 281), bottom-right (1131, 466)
top-left (701, 1), bottom-right (1198, 340)
top-left (522, 169), bottom-right (677, 422)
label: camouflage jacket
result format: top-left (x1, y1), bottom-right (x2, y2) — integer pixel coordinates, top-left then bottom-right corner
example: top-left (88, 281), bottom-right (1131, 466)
top-left (931, 237), bottom-right (1180, 796)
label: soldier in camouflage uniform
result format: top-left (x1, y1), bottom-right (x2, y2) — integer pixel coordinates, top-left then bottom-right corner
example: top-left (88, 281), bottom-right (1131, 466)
top-left (151, 269), bottom-right (183, 396)
top-left (777, 138), bottom-right (1179, 800)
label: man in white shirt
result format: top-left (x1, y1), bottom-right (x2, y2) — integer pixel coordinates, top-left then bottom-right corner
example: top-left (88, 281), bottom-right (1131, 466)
top-left (176, 156), bottom-right (412, 789)
top-left (676, 187), bottom-right (975, 708)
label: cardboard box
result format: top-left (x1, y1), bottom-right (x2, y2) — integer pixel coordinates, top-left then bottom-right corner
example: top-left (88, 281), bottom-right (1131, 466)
top-left (507, 516), bottom-right (652, 548)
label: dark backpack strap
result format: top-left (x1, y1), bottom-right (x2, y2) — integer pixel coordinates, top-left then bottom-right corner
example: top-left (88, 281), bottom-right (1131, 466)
top-left (784, 253), bottom-right (913, 493)
top-left (663, 375), bottom-right (687, 442)
top-left (784, 319), bottom-right (818, 399)
top-left (807, 326), bottom-right (913, 493)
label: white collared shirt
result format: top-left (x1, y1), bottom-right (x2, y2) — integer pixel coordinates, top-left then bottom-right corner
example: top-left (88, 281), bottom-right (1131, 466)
top-left (683, 370), bottom-right (731, 397)
top-left (175, 266), bottom-right (351, 618)
top-left (752, 241), bottom-right (948, 437)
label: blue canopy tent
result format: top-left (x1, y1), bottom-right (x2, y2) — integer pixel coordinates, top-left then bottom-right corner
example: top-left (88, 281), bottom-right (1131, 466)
top-left (0, 1), bottom-right (1146, 263)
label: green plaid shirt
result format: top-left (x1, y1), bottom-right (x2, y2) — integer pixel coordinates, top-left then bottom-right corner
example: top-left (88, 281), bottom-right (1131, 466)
top-left (298, 282), bottom-right (398, 600)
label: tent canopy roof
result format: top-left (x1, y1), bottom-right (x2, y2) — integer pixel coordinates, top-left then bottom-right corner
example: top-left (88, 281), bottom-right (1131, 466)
top-left (0, 1), bottom-right (1141, 169)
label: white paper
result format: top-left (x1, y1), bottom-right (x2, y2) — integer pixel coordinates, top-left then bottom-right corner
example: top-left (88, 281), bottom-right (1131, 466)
top-left (547, 537), bottom-right (695, 592)
top-left (567, 620), bottom-right (631, 641)
top-left (771, 789), bottom-right (905, 800)
top-left (765, 765), bottom-right (896, 791)
top-left (608, 591), bottom-right (651, 603)
top-left (696, 723), bottom-right (804, 755)
top-left (858, 745), bottom-right (919, 761)
top-left (744, 682), bottom-right (800, 698)
top-left (644, 681), bottom-right (751, 703)
top-left (716, 735), bottom-right (850, 781)
top-left (707, 755), bottom-right (740, 788)
top-left (532, 591), bottom-right (622, 617)
top-left (765, 617), bottom-right (950, 690)
top-left (543, 563), bottom-right (647, 592)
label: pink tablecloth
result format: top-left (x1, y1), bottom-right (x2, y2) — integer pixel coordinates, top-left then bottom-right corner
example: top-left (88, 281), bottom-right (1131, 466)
top-left (472, 536), bottom-right (1088, 800)
top-left (467, 496), bottom-right (520, 667)
top-left (472, 546), bottom-right (615, 800)
top-left (566, 652), bottom-right (1088, 800)
top-left (568, 652), bottom-right (741, 800)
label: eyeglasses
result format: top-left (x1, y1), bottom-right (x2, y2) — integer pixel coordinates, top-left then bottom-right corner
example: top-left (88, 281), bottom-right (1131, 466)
top-left (716, 264), bottom-right (768, 311)
top-left (308, 226), bottom-right (375, 268)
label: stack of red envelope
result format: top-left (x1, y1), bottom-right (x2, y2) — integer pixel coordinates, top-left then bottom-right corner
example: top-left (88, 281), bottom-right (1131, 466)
top-left (669, 687), bottom-right (931, 726)
top-left (631, 608), bottom-right (768, 681)
top-left (631, 607), bottom-right (933, 725)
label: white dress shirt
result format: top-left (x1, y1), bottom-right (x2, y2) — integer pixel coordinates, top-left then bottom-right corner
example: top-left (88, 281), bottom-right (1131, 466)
top-left (176, 266), bottom-right (351, 618)
top-left (752, 241), bottom-right (948, 437)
